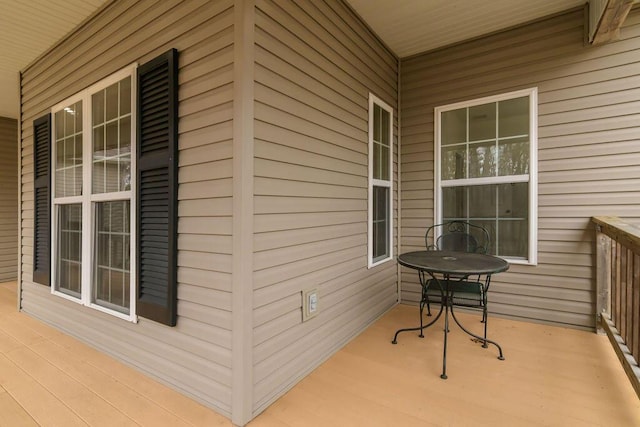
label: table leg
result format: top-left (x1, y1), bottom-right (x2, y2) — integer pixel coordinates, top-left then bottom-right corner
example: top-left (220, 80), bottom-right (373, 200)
top-left (391, 270), bottom-right (444, 344)
top-left (450, 304), bottom-right (504, 360)
top-left (391, 302), bottom-right (443, 344)
top-left (441, 296), bottom-right (449, 379)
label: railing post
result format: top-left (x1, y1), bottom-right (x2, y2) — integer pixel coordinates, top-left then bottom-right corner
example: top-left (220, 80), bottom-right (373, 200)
top-left (595, 224), bottom-right (611, 335)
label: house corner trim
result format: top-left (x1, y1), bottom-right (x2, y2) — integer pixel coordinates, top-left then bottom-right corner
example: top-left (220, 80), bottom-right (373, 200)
top-left (231, 0), bottom-right (255, 425)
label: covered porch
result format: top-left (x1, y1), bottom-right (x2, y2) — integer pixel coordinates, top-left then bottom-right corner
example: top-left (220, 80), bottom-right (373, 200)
top-left (0, 281), bottom-right (637, 426)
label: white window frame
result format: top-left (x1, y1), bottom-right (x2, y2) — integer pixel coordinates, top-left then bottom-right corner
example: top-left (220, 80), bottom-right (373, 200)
top-left (434, 88), bottom-right (538, 265)
top-left (50, 64), bottom-right (138, 321)
top-left (368, 93), bottom-right (394, 268)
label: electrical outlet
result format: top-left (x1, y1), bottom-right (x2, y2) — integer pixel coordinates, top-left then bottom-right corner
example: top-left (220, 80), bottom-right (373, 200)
top-left (302, 289), bottom-right (319, 321)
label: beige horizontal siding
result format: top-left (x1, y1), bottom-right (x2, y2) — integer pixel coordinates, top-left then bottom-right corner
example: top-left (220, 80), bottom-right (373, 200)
top-left (20, 0), bottom-right (234, 417)
top-left (400, 7), bottom-right (640, 329)
top-left (252, 0), bottom-right (398, 416)
top-left (0, 118), bottom-right (17, 282)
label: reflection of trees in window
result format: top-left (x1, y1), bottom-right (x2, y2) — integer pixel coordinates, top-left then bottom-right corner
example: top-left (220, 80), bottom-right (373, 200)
top-left (498, 138), bottom-right (529, 176)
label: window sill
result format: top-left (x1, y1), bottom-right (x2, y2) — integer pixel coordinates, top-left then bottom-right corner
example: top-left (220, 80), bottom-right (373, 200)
top-left (51, 289), bottom-right (137, 322)
top-left (368, 256), bottom-right (393, 269)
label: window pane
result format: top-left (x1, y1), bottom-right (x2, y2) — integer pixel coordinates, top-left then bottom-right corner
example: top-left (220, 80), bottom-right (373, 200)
top-left (441, 109), bottom-right (466, 145)
top-left (473, 219), bottom-right (496, 254)
top-left (92, 77), bottom-right (133, 194)
top-left (120, 155), bottom-right (132, 191)
top-left (373, 186), bottom-right (389, 261)
top-left (443, 183), bottom-right (529, 258)
top-left (64, 137), bottom-right (74, 168)
top-left (93, 125), bottom-right (105, 155)
top-left (468, 141), bottom-right (496, 178)
top-left (55, 111), bottom-right (64, 139)
top-left (380, 144), bottom-right (389, 181)
top-left (94, 200), bottom-right (131, 313)
top-left (373, 104), bottom-right (381, 142)
top-left (498, 137), bottom-right (529, 176)
top-left (93, 161), bottom-right (105, 193)
top-left (120, 116), bottom-right (131, 153)
top-left (74, 135), bottom-right (83, 166)
top-left (106, 121), bottom-right (118, 152)
top-left (381, 108), bottom-right (390, 145)
top-left (373, 142), bottom-right (381, 180)
top-left (92, 91), bottom-right (104, 125)
top-left (498, 182), bottom-right (528, 219)
top-left (64, 108), bottom-right (75, 136)
top-left (105, 82), bottom-right (119, 121)
top-left (54, 104), bottom-right (82, 198)
top-left (120, 77), bottom-right (131, 115)
top-left (469, 103), bottom-right (495, 142)
top-left (499, 96), bottom-right (529, 138)
top-left (105, 122), bottom-right (120, 193)
top-left (105, 160), bottom-right (119, 192)
top-left (75, 102), bottom-right (83, 133)
top-left (441, 145), bottom-right (466, 180)
top-left (498, 219), bottom-right (528, 258)
top-left (97, 200), bottom-right (111, 232)
top-left (442, 187), bottom-right (466, 219)
top-left (467, 185), bottom-right (497, 218)
top-left (56, 139), bottom-right (65, 170)
top-left (372, 103), bottom-right (391, 182)
top-left (497, 182), bottom-right (529, 257)
top-left (57, 204), bottom-right (82, 297)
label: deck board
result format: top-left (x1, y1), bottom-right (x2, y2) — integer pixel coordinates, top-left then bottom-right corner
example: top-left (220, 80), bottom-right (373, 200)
top-left (250, 303), bottom-right (640, 427)
top-left (0, 282), bottom-right (230, 427)
top-left (0, 388), bottom-right (38, 427)
top-left (1, 281), bottom-right (639, 426)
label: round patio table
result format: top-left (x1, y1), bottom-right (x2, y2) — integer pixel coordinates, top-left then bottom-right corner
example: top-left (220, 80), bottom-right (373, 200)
top-left (393, 250), bottom-right (509, 379)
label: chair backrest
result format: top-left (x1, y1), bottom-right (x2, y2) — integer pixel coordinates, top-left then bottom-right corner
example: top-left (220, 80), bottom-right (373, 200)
top-left (425, 220), bottom-right (490, 254)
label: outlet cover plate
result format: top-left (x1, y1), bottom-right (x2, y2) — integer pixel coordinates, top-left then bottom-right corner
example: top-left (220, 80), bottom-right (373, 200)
top-left (302, 288), bottom-right (318, 321)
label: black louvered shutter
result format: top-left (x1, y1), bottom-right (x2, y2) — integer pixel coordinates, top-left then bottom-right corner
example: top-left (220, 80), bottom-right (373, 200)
top-left (33, 114), bottom-right (51, 286)
top-left (136, 49), bottom-right (179, 326)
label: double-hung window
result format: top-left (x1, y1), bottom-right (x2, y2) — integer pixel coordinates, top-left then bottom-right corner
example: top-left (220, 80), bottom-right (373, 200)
top-left (435, 88), bottom-right (538, 264)
top-left (33, 49), bottom-right (179, 326)
top-left (368, 93), bottom-right (394, 268)
top-left (51, 65), bottom-right (136, 321)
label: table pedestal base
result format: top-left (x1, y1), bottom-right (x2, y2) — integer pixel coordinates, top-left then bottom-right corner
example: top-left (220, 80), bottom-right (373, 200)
top-left (392, 271), bottom-right (504, 379)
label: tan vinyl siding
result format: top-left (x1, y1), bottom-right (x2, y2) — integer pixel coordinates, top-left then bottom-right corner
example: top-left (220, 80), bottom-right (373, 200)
top-left (20, 0), bottom-right (234, 416)
top-left (252, 0), bottom-right (398, 415)
top-left (400, 7), bottom-right (640, 330)
top-left (0, 118), bottom-right (18, 282)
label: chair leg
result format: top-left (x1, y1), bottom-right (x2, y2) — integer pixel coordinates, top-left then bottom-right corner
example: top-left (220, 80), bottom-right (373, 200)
top-left (418, 299), bottom-right (425, 338)
top-left (422, 285), bottom-right (432, 317)
top-left (480, 285), bottom-right (487, 323)
top-left (482, 305), bottom-right (488, 348)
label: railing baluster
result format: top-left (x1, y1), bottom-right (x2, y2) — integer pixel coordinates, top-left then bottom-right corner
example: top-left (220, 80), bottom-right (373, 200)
top-left (624, 249), bottom-right (635, 358)
top-left (611, 240), bottom-right (620, 325)
top-left (620, 245), bottom-right (627, 340)
top-left (633, 254), bottom-right (640, 363)
top-left (595, 228), bottom-right (611, 331)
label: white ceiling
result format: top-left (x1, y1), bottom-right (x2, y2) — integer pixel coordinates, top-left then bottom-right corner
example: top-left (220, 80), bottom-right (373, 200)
top-left (346, 0), bottom-right (587, 58)
top-left (0, 0), bottom-right (588, 119)
top-left (0, 0), bottom-right (108, 119)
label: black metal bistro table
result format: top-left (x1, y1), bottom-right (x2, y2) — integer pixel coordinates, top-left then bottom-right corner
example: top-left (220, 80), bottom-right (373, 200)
top-left (393, 250), bottom-right (509, 379)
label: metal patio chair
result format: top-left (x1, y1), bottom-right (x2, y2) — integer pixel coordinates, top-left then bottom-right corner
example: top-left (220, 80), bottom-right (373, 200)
top-left (422, 220), bottom-right (492, 327)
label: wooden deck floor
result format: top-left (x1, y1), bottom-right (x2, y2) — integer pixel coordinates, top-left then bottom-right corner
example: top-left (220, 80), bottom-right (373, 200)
top-left (250, 303), bottom-right (640, 426)
top-left (1, 281), bottom-right (638, 426)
